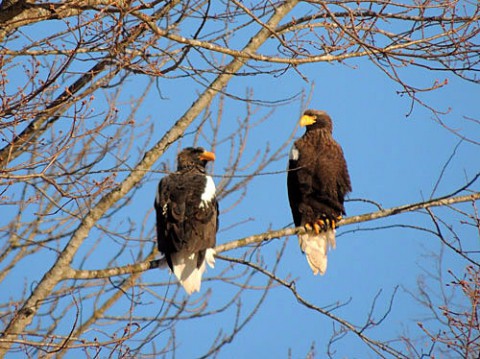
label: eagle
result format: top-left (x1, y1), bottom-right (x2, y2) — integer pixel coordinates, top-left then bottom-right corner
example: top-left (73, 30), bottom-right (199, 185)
top-left (155, 147), bottom-right (218, 294)
top-left (287, 110), bottom-right (351, 275)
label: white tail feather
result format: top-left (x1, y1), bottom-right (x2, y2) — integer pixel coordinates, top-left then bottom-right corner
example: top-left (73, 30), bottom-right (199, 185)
top-left (298, 229), bottom-right (336, 275)
top-left (205, 248), bottom-right (216, 268)
top-left (170, 249), bottom-right (216, 295)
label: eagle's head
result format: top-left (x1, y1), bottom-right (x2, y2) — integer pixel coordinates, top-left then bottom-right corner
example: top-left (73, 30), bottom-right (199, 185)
top-left (299, 109), bottom-right (333, 133)
top-left (177, 147), bottom-right (216, 171)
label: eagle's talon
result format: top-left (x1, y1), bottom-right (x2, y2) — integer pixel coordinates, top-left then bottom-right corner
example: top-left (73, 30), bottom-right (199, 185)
top-left (324, 218), bottom-right (330, 230)
top-left (314, 219), bottom-right (327, 231)
top-left (305, 223), bottom-right (313, 232)
top-left (330, 219), bottom-right (336, 229)
top-left (313, 223), bottom-right (321, 235)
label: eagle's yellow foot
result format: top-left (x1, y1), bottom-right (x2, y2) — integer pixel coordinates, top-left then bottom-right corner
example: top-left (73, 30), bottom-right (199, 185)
top-left (332, 215), bottom-right (343, 228)
top-left (306, 218), bottom-right (335, 233)
top-left (313, 218), bottom-right (327, 231)
top-left (330, 219), bottom-right (336, 229)
top-left (324, 218), bottom-right (331, 229)
top-left (305, 222), bottom-right (321, 234)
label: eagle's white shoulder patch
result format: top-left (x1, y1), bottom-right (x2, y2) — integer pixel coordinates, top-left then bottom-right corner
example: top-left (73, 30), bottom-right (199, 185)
top-left (289, 145), bottom-right (299, 161)
top-left (200, 175), bottom-right (216, 208)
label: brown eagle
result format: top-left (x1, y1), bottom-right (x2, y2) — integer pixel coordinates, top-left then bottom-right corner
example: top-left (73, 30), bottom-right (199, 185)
top-left (155, 147), bottom-right (218, 294)
top-left (287, 110), bottom-right (351, 275)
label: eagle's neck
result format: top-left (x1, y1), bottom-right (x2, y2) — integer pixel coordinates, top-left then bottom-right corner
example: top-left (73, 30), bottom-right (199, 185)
top-left (303, 128), bottom-right (332, 143)
top-left (178, 164), bottom-right (206, 173)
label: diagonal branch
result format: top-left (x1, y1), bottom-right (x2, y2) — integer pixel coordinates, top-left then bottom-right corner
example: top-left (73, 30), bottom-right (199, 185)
top-left (66, 191), bottom-right (480, 280)
top-left (0, 17), bottom-right (150, 169)
top-left (0, 1), bottom-right (181, 169)
top-left (0, 59), bottom-right (114, 168)
top-left (0, 0), bottom-right (300, 352)
top-left (216, 254), bottom-right (409, 359)
top-left (216, 192), bottom-right (480, 253)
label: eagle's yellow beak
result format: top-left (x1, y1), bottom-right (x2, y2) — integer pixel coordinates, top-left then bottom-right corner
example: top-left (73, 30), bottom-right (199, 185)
top-left (199, 151), bottom-right (216, 161)
top-left (299, 114), bottom-right (316, 127)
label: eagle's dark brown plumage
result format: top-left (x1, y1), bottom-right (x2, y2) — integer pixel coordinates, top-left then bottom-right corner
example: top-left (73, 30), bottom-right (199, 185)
top-left (288, 110), bottom-right (351, 275)
top-left (155, 147), bottom-right (218, 294)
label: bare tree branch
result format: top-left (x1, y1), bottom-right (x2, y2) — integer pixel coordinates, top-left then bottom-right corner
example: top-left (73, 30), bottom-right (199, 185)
top-left (63, 191), bottom-right (480, 281)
